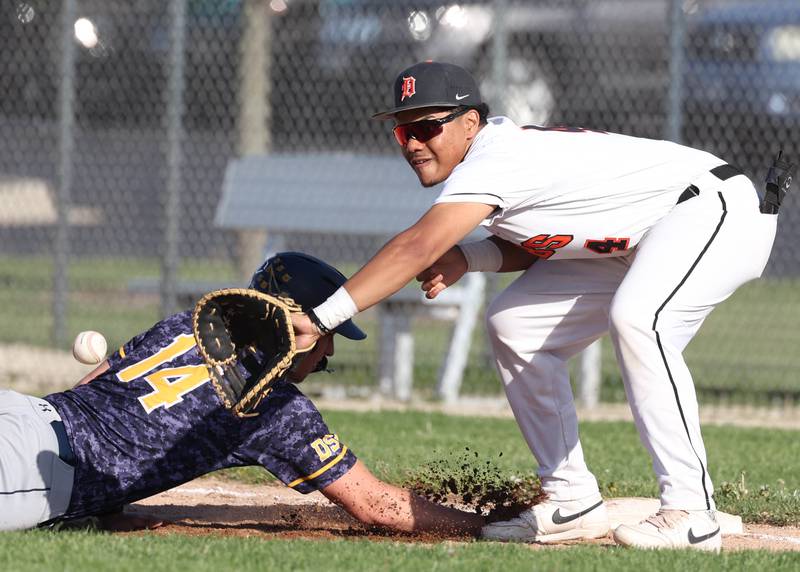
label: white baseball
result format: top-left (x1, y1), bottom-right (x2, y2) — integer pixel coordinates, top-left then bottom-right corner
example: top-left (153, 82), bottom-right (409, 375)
top-left (72, 330), bottom-right (108, 365)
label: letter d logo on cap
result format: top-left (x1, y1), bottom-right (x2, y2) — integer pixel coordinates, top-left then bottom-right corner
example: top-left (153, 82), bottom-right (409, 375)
top-left (400, 76), bottom-right (416, 101)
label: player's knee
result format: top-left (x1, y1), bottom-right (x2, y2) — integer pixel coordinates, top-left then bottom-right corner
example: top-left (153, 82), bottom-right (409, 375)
top-left (608, 296), bottom-right (652, 341)
top-left (486, 293), bottom-right (518, 343)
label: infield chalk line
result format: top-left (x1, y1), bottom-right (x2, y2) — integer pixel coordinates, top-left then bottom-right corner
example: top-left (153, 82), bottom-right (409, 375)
top-left (169, 486), bottom-right (326, 504)
top-left (738, 533), bottom-right (800, 545)
top-left (172, 487), bottom-right (259, 498)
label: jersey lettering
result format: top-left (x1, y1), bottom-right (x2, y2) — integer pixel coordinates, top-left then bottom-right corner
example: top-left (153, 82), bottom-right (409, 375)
top-left (117, 333), bottom-right (211, 414)
top-left (137, 365), bottom-right (211, 413)
top-left (310, 434), bottom-right (341, 461)
top-left (521, 234), bottom-right (574, 259)
top-left (584, 237), bottom-right (630, 254)
top-left (117, 334), bottom-right (197, 382)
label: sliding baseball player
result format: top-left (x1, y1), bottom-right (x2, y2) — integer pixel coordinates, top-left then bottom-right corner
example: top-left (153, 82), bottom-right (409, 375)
top-left (0, 252), bottom-right (484, 536)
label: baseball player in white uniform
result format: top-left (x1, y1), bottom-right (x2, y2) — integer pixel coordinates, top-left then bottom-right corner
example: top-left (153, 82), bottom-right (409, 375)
top-left (291, 61), bottom-right (784, 551)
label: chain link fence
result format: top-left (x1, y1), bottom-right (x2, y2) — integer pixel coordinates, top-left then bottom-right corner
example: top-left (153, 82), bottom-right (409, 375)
top-left (1, 0), bottom-right (798, 405)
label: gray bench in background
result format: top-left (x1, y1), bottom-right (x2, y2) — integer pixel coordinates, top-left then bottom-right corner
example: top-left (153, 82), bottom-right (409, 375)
top-left (215, 152), bottom-right (488, 403)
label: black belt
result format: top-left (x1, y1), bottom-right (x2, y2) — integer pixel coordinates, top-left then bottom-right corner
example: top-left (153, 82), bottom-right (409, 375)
top-left (50, 420), bottom-right (76, 466)
top-left (677, 163), bottom-right (742, 204)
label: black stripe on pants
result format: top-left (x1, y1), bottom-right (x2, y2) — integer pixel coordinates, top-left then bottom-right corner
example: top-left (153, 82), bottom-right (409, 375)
top-left (651, 192), bottom-right (728, 510)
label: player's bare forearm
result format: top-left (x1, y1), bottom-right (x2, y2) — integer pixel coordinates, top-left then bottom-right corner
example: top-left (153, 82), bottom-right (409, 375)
top-left (345, 202), bottom-right (494, 311)
top-left (352, 484), bottom-right (484, 535)
top-left (74, 360), bottom-right (110, 387)
top-left (488, 236), bottom-right (539, 272)
top-left (322, 460), bottom-right (484, 536)
top-left (345, 229), bottom-right (445, 308)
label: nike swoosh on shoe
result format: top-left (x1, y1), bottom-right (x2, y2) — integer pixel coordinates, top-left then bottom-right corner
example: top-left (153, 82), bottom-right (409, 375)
top-left (688, 526), bottom-right (720, 544)
top-left (551, 500), bottom-right (604, 525)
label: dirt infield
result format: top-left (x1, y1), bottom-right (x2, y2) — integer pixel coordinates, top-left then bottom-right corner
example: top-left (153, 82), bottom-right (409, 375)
top-left (125, 478), bottom-right (800, 552)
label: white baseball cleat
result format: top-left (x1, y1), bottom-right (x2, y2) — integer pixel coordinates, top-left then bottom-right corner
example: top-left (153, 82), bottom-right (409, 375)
top-left (613, 509), bottom-right (722, 552)
top-left (481, 493), bottom-right (610, 543)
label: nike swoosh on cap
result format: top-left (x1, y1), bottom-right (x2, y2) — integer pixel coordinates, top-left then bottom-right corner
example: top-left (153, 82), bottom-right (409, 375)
top-left (455, 93), bottom-right (470, 100)
top-left (688, 526), bottom-right (720, 544)
top-left (551, 500), bottom-right (604, 525)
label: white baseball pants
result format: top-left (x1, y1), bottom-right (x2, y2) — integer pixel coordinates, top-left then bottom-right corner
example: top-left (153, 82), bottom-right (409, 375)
top-left (486, 173), bottom-right (776, 509)
top-left (0, 390), bottom-right (74, 530)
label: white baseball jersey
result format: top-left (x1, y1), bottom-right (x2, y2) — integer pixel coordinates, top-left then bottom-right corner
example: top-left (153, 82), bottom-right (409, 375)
top-left (434, 117), bottom-right (726, 259)
top-left (458, 117), bottom-right (778, 513)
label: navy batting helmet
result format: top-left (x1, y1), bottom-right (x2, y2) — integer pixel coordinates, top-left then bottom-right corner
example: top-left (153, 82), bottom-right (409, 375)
top-left (249, 252), bottom-right (366, 341)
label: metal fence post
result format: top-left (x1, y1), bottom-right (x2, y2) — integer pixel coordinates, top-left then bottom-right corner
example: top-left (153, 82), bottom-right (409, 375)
top-left (579, 339), bottom-right (603, 409)
top-left (491, 0), bottom-right (509, 116)
top-left (666, 0), bottom-right (687, 144)
top-left (53, 0), bottom-right (77, 346)
top-left (236, 0), bottom-right (273, 279)
top-left (437, 273), bottom-right (486, 404)
top-left (161, 0), bottom-right (187, 317)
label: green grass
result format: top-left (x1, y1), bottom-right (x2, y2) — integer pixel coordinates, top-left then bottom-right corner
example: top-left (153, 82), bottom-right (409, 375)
top-left (684, 279), bottom-right (800, 397)
top-left (599, 278), bottom-right (800, 404)
top-left (1, 255), bottom-right (798, 402)
top-left (289, 275), bottom-right (793, 402)
top-left (1, 533), bottom-right (800, 572)
top-left (5, 410), bottom-right (800, 569)
top-left (0, 255), bottom-right (237, 349)
top-left (220, 410), bottom-right (800, 526)
top-left (315, 278), bottom-right (800, 402)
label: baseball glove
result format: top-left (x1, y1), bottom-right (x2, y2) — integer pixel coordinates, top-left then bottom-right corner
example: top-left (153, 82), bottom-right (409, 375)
top-left (192, 288), bottom-right (300, 417)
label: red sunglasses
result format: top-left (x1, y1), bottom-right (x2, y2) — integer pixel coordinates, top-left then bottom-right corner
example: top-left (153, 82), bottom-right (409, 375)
top-left (392, 107), bottom-right (470, 146)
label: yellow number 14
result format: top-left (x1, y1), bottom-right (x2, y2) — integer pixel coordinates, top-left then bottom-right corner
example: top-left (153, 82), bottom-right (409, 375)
top-left (116, 334), bottom-right (211, 414)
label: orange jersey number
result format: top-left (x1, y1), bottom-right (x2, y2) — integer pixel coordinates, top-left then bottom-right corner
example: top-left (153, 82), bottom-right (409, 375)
top-left (520, 234), bottom-right (574, 259)
top-left (584, 237), bottom-right (630, 254)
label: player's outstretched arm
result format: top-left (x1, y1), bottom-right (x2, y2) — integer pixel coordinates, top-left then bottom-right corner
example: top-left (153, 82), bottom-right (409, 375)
top-left (344, 202), bottom-right (494, 312)
top-left (73, 360), bottom-right (110, 387)
top-left (321, 460), bottom-right (484, 536)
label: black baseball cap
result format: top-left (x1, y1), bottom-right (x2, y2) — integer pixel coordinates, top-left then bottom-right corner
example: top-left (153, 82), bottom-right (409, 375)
top-left (371, 61), bottom-right (483, 120)
top-left (250, 252), bottom-right (366, 341)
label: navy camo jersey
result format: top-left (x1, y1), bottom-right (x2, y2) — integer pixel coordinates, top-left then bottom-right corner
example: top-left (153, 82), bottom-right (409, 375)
top-left (44, 311), bottom-right (356, 520)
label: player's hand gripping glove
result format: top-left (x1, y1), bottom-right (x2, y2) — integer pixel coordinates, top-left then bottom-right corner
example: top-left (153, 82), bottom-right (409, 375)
top-left (193, 288), bottom-right (300, 417)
